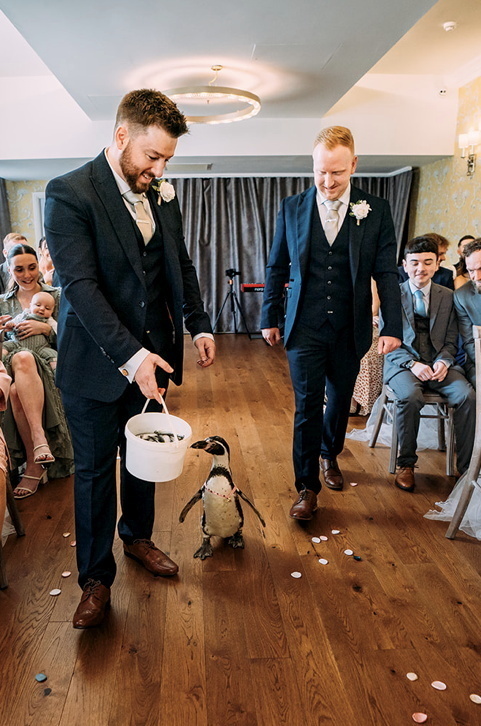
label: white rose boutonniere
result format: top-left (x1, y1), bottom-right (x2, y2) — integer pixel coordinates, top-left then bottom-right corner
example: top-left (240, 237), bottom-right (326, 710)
top-left (152, 179), bottom-right (175, 205)
top-left (349, 200), bottom-right (372, 226)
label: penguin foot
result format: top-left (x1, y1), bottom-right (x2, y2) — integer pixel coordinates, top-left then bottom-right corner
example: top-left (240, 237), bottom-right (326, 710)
top-left (227, 531), bottom-right (245, 549)
top-left (193, 540), bottom-right (213, 560)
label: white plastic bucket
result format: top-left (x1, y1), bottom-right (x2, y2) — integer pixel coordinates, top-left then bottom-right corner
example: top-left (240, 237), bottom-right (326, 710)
top-left (125, 397), bottom-right (192, 482)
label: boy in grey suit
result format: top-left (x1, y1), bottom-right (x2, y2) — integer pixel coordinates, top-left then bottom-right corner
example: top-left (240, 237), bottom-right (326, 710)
top-left (384, 236), bottom-right (475, 492)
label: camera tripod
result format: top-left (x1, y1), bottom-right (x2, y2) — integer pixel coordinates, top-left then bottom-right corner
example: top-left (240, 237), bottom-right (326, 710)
top-left (214, 271), bottom-right (252, 338)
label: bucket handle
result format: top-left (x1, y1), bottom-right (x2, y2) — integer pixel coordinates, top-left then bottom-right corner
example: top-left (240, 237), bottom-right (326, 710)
top-left (141, 395), bottom-right (181, 447)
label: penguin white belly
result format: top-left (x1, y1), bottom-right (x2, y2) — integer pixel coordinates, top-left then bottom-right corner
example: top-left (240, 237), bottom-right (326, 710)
top-left (203, 477), bottom-right (241, 538)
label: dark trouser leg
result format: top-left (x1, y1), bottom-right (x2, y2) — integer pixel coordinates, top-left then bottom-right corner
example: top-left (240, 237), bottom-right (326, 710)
top-left (286, 336), bottom-right (326, 493)
top-left (388, 371), bottom-right (425, 468)
top-left (321, 328), bottom-right (360, 459)
top-left (61, 392), bottom-right (122, 589)
top-left (286, 323), bottom-right (359, 493)
top-left (425, 370), bottom-right (476, 474)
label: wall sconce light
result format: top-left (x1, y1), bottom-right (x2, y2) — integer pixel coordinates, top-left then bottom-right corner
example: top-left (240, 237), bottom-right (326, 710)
top-left (458, 129), bottom-right (481, 176)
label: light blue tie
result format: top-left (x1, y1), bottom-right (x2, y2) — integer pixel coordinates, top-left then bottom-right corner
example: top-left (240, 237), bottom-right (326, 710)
top-left (413, 289), bottom-right (427, 317)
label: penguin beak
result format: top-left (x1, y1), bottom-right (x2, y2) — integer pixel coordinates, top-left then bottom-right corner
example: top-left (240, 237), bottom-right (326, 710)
top-left (191, 440), bottom-right (208, 450)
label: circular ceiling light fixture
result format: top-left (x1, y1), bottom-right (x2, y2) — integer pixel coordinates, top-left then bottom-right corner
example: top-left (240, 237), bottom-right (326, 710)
top-left (165, 65), bottom-right (261, 124)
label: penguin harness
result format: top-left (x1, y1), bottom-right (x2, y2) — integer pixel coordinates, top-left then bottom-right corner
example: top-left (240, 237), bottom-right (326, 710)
top-left (179, 436), bottom-right (266, 559)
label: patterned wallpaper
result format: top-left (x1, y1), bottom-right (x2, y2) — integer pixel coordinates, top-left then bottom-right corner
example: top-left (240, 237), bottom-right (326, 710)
top-left (410, 74), bottom-right (481, 264)
top-left (5, 180), bottom-right (47, 245)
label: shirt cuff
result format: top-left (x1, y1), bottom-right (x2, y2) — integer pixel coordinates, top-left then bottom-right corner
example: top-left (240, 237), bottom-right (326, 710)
top-left (193, 333), bottom-right (214, 343)
top-left (119, 348), bottom-right (150, 383)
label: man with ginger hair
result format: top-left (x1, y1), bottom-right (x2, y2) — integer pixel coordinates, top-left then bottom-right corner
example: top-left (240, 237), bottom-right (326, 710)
top-left (261, 125), bottom-right (402, 519)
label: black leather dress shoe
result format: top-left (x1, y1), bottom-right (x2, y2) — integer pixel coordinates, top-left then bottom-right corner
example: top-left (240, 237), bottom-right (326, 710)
top-left (320, 458), bottom-right (344, 490)
top-left (289, 489), bottom-right (318, 520)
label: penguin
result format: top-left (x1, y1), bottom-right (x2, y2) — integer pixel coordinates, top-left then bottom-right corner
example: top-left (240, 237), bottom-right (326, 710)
top-left (179, 436), bottom-right (266, 559)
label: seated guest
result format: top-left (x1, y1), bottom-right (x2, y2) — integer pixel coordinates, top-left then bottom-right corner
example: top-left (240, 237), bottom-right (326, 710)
top-left (384, 235), bottom-right (475, 492)
top-left (454, 238), bottom-right (481, 388)
top-left (0, 360), bottom-right (12, 532)
top-left (3, 291), bottom-right (58, 371)
top-left (454, 234), bottom-right (475, 289)
top-left (37, 236), bottom-right (59, 287)
top-left (0, 243), bottom-right (73, 499)
top-left (398, 233), bottom-right (454, 290)
top-left (0, 233), bottom-right (27, 294)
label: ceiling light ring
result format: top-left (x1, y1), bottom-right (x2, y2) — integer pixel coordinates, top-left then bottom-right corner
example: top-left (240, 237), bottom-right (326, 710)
top-left (166, 85), bottom-right (261, 124)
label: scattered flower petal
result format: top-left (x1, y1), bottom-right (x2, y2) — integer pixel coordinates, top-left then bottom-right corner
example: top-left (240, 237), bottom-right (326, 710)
top-left (61, 571), bottom-right (71, 578)
top-left (70, 541), bottom-right (76, 547)
top-left (35, 673), bottom-right (47, 682)
top-left (331, 529), bottom-right (340, 535)
top-left (353, 555), bottom-right (362, 561)
top-left (291, 571), bottom-right (302, 579)
top-left (350, 482), bottom-right (358, 487)
top-left (319, 535), bottom-right (329, 541)
top-left (49, 588), bottom-right (61, 596)
top-left (469, 694), bottom-right (481, 704)
top-left (318, 558), bottom-right (329, 565)
top-left (431, 681), bottom-right (446, 691)
top-left (62, 532), bottom-right (70, 538)
top-left (412, 714), bottom-right (427, 724)
top-left (344, 549), bottom-right (354, 556)
top-left (406, 672), bottom-right (418, 681)
top-left (311, 537), bottom-right (321, 543)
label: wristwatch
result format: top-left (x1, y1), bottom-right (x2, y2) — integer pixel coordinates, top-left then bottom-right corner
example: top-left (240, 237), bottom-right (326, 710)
top-left (405, 360), bottom-right (416, 369)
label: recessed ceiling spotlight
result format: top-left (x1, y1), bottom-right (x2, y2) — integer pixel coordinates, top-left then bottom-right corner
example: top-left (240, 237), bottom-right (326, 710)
top-left (443, 21), bottom-right (457, 32)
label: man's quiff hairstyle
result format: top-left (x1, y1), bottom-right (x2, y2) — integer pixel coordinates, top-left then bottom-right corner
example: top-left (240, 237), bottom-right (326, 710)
top-left (115, 88), bottom-right (189, 139)
top-left (314, 126), bottom-right (355, 154)
top-left (463, 238), bottom-right (481, 259)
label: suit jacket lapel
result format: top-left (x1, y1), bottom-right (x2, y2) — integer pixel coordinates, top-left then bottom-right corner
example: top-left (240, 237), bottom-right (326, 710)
top-left (90, 152), bottom-right (146, 287)
top-left (348, 186), bottom-right (368, 282)
top-left (429, 284), bottom-right (442, 332)
top-left (401, 283), bottom-right (416, 334)
top-left (296, 186), bottom-right (317, 277)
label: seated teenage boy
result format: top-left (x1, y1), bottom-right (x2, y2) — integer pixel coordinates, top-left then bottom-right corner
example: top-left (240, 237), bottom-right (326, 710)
top-left (384, 235), bottom-right (475, 492)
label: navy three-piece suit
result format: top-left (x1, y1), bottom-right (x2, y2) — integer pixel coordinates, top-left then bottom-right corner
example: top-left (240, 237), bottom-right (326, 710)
top-left (261, 184), bottom-right (402, 491)
top-left (45, 152), bottom-right (212, 587)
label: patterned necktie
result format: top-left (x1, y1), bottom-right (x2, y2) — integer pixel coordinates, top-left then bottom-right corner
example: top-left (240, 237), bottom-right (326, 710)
top-left (123, 191), bottom-right (153, 245)
top-left (324, 200), bottom-right (342, 245)
top-left (413, 289), bottom-right (427, 317)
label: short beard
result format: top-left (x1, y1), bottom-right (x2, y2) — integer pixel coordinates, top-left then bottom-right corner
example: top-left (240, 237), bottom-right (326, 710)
top-left (119, 141), bottom-right (152, 194)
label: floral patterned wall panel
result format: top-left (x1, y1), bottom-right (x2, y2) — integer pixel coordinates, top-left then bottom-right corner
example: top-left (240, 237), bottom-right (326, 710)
top-left (412, 74), bottom-right (481, 263)
top-left (5, 180), bottom-right (47, 244)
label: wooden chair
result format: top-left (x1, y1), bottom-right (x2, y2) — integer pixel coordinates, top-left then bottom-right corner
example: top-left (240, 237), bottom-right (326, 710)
top-left (0, 469), bottom-right (25, 589)
top-left (369, 383), bottom-right (455, 476)
top-left (446, 325), bottom-right (481, 539)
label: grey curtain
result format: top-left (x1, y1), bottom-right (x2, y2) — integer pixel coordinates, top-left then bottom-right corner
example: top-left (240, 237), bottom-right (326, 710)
top-left (0, 179), bottom-right (11, 242)
top-left (172, 171), bottom-right (413, 333)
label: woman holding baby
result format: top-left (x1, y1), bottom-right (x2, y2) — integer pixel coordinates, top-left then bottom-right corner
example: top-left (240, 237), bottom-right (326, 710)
top-left (0, 243), bottom-right (73, 498)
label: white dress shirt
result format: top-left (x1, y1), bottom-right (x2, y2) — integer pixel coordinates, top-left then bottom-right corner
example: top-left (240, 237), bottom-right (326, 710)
top-left (316, 184), bottom-right (351, 233)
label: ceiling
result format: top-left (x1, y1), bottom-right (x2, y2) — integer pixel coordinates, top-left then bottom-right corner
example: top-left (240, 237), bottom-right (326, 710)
top-left (0, 0), bottom-right (480, 179)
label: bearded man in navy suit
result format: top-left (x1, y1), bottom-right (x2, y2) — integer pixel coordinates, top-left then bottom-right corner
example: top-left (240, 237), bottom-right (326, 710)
top-left (45, 90), bottom-right (215, 628)
top-left (261, 126), bottom-right (402, 520)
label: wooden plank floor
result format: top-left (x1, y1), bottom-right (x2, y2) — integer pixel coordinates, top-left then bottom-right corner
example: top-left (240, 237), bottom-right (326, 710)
top-left (1, 335), bottom-right (480, 726)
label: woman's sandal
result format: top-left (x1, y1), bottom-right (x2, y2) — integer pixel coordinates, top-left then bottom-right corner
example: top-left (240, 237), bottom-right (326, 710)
top-left (33, 443), bottom-right (55, 464)
top-left (13, 470), bottom-right (48, 499)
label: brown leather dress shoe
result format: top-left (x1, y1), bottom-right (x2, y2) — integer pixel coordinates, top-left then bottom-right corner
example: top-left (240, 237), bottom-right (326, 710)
top-left (73, 579), bottom-right (111, 629)
top-left (124, 539), bottom-right (179, 577)
top-left (320, 458), bottom-right (344, 490)
top-left (395, 467), bottom-right (415, 492)
top-left (289, 489), bottom-right (318, 520)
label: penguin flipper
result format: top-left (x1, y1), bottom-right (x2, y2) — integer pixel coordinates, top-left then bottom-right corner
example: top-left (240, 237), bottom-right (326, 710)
top-left (237, 490), bottom-right (266, 527)
top-left (179, 489), bottom-right (203, 522)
